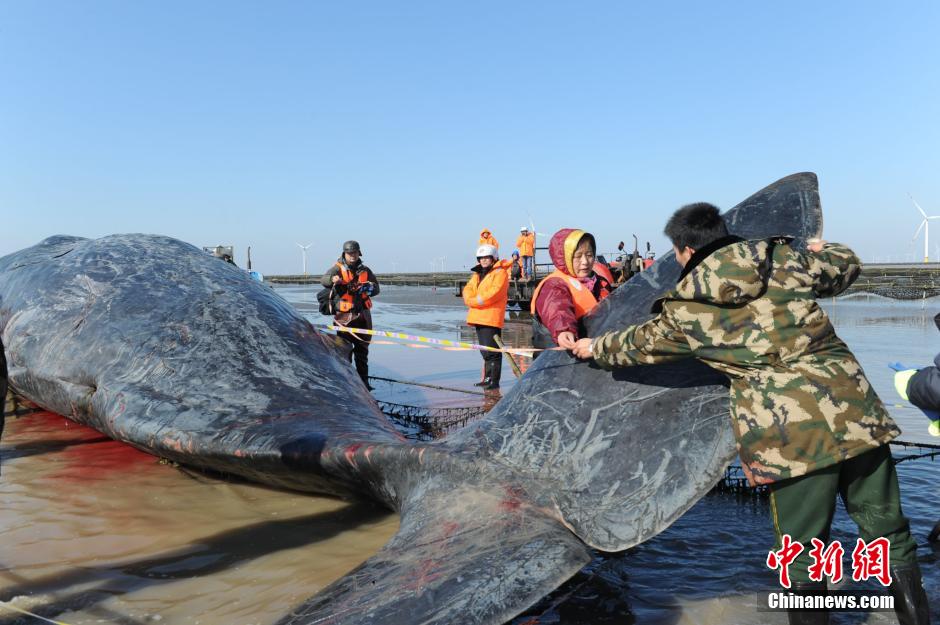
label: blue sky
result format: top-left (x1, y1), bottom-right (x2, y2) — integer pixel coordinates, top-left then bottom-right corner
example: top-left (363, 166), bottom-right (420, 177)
top-left (2, 1), bottom-right (938, 273)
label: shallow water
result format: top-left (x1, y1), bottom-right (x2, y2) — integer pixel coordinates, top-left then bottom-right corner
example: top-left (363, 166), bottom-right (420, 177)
top-left (0, 286), bottom-right (936, 624)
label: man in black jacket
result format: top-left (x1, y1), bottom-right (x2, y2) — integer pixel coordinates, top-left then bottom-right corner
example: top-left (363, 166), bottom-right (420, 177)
top-left (893, 312), bottom-right (940, 546)
top-left (892, 312), bottom-right (940, 438)
top-left (320, 241), bottom-right (380, 389)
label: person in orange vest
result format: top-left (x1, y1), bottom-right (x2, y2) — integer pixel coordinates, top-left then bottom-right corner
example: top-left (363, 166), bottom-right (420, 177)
top-left (320, 240), bottom-right (380, 389)
top-left (463, 244), bottom-right (512, 390)
top-left (515, 227), bottom-right (536, 279)
top-left (531, 228), bottom-right (612, 350)
top-left (478, 228), bottom-right (498, 249)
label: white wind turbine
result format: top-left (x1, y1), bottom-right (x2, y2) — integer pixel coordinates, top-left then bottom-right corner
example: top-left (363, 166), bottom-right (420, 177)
top-left (296, 243), bottom-right (312, 276)
top-left (910, 194), bottom-right (940, 263)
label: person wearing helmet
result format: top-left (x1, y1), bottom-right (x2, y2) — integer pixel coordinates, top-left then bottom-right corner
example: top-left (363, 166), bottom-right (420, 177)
top-left (463, 244), bottom-right (512, 390)
top-left (515, 227), bottom-right (535, 280)
top-left (320, 240), bottom-right (380, 389)
top-left (478, 228), bottom-right (498, 249)
top-left (531, 228), bottom-right (612, 351)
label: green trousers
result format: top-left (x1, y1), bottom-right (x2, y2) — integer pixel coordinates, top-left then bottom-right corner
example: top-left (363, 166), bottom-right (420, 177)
top-left (768, 444), bottom-right (917, 584)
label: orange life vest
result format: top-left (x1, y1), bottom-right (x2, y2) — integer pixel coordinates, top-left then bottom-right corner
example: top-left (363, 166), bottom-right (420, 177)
top-left (530, 269), bottom-right (610, 318)
top-left (336, 262), bottom-right (372, 313)
top-left (593, 261), bottom-right (615, 285)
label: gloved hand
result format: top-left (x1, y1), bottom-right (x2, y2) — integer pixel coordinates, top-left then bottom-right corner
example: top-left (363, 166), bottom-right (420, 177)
top-left (361, 282), bottom-right (375, 296)
top-left (887, 363), bottom-right (940, 436)
top-left (893, 369), bottom-right (917, 401)
top-left (889, 362), bottom-right (916, 400)
top-left (927, 414), bottom-right (940, 437)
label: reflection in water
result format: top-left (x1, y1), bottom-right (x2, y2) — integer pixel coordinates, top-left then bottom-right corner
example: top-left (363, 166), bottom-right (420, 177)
top-left (0, 410), bottom-right (398, 625)
top-left (0, 287), bottom-right (936, 625)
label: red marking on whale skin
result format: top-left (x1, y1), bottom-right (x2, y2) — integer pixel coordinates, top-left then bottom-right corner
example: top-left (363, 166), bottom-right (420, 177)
top-left (344, 443), bottom-right (363, 468)
top-left (404, 557), bottom-right (446, 592)
top-left (164, 437), bottom-right (185, 453)
top-left (363, 445), bottom-right (375, 463)
top-left (499, 485), bottom-right (526, 513)
top-left (440, 521), bottom-right (460, 539)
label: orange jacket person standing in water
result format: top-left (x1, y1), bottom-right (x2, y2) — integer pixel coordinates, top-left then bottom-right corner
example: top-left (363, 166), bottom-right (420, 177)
top-left (463, 244), bottom-right (511, 390)
top-left (531, 228), bottom-right (612, 350)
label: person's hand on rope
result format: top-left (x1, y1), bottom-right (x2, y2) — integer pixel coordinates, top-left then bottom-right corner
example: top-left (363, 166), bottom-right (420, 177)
top-left (557, 331), bottom-right (577, 350)
top-left (572, 338), bottom-right (594, 359)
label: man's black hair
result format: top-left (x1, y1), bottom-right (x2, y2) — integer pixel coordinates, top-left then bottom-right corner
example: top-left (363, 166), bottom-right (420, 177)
top-left (663, 202), bottom-right (729, 250)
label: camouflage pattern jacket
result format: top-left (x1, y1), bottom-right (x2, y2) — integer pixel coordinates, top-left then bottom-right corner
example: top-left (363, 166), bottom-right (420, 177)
top-left (591, 236), bottom-right (900, 485)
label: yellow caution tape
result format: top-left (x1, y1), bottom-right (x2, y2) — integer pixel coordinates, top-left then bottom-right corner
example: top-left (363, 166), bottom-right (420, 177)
top-left (324, 325), bottom-right (562, 358)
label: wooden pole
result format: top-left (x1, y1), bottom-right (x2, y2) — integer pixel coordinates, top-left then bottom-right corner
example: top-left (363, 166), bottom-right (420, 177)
top-left (493, 334), bottom-right (523, 379)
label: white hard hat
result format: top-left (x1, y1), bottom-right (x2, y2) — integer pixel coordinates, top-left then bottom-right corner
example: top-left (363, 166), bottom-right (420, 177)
top-left (475, 244), bottom-right (498, 259)
top-left (520, 226), bottom-right (528, 231)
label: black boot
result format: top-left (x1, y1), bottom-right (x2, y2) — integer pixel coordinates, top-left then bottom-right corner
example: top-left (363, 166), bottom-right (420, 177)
top-left (787, 581), bottom-right (828, 625)
top-left (889, 564), bottom-right (930, 625)
top-left (473, 363), bottom-right (488, 387)
top-left (929, 520), bottom-right (940, 544)
top-left (483, 359), bottom-right (502, 390)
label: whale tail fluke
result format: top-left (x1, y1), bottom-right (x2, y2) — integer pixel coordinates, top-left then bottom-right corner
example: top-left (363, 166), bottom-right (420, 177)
top-left (275, 479), bottom-right (592, 625)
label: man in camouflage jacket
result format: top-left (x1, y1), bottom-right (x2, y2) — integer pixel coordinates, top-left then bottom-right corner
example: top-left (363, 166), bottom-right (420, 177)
top-left (573, 203), bottom-right (928, 625)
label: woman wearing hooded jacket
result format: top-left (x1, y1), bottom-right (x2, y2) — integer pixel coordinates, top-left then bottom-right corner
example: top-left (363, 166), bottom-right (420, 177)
top-left (463, 244), bottom-right (511, 390)
top-left (531, 228), bottom-right (612, 350)
top-left (478, 228), bottom-right (498, 249)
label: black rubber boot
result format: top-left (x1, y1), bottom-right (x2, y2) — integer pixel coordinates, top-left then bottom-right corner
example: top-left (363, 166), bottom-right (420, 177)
top-left (473, 364), bottom-right (487, 387)
top-left (356, 359), bottom-right (373, 390)
top-left (787, 581), bottom-right (829, 625)
top-left (483, 359), bottom-right (501, 390)
top-left (889, 564), bottom-right (931, 625)
top-left (928, 520), bottom-right (940, 544)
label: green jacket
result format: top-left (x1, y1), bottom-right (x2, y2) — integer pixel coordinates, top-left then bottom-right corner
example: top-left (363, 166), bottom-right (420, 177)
top-left (591, 236), bottom-right (899, 484)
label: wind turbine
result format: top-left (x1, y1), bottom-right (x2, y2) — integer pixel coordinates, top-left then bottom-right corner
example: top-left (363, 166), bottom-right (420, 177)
top-left (296, 243), bottom-right (312, 276)
top-left (910, 194), bottom-right (940, 263)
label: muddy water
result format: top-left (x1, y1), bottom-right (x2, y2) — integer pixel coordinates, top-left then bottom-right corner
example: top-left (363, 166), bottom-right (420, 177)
top-left (0, 286), bottom-right (937, 625)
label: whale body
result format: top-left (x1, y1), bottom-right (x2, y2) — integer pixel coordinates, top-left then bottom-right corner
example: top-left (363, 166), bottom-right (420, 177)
top-left (0, 173), bottom-right (822, 624)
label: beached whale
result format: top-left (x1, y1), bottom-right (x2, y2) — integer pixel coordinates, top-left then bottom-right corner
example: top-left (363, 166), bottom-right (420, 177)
top-left (0, 173), bottom-right (822, 624)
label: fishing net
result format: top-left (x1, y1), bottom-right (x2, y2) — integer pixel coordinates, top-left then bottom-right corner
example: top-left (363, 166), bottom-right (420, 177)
top-left (849, 271), bottom-right (940, 300)
top-left (376, 400), bottom-right (487, 438)
top-left (712, 439), bottom-right (940, 499)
